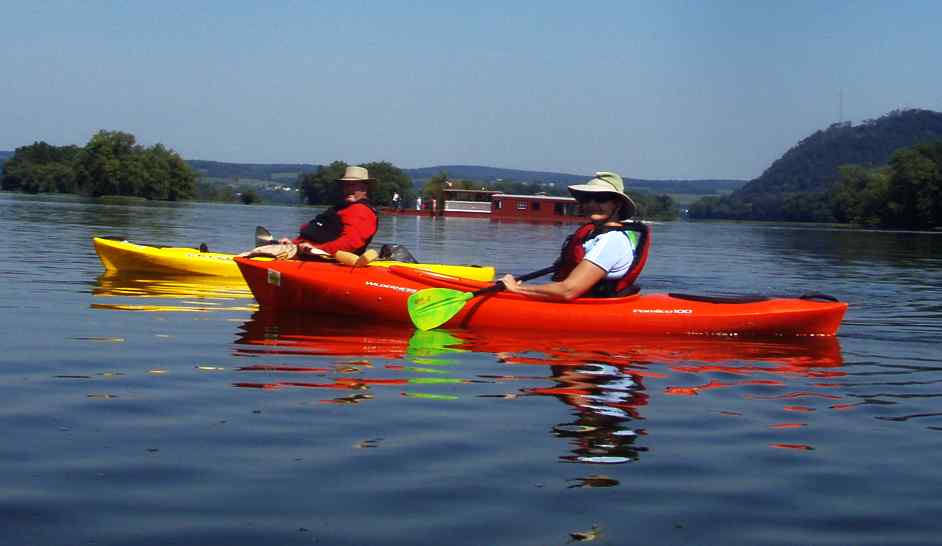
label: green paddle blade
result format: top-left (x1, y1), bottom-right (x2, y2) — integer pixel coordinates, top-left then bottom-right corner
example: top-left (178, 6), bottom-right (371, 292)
top-left (407, 288), bottom-right (473, 330)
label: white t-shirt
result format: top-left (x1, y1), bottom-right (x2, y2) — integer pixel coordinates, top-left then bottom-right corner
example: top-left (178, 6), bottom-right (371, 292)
top-left (583, 231), bottom-right (635, 279)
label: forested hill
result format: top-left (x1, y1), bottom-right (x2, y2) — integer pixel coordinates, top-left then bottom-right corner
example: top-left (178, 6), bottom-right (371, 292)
top-left (689, 108), bottom-right (942, 222)
top-left (0, 151), bottom-right (12, 165)
top-left (741, 108), bottom-right (942, 196)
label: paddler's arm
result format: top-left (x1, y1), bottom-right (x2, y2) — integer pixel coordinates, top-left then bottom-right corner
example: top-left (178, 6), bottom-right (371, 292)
top-left (500, 260), bottom-right (606, 301)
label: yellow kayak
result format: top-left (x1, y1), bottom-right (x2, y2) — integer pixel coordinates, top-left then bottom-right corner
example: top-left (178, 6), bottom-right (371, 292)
top-left (92, 237), bottom-right (495, 282)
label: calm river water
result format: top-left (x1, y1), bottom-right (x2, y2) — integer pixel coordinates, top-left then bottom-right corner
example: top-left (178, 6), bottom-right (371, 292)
top-left (1, 193), bottom-right (941, 545)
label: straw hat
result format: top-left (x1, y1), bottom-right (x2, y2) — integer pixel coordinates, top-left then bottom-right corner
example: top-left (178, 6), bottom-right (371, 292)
top-left (336, 165), bottom-right (376, 182)
top-left (568, 171), bottom-right (637, 220)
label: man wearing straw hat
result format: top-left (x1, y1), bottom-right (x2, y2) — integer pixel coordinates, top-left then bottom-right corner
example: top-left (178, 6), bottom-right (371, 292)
top-left (287, 165), bottom-right (379, 257)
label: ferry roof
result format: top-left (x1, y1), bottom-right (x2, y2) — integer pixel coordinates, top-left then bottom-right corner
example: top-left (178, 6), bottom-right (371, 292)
top-left (492, 193), bottom-right (576, 202)
top-left (442, 188), bottom-right (503, 194)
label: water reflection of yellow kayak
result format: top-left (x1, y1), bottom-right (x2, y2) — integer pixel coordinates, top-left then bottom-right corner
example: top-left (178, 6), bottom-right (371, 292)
top-left (91, 272), bottom-right (257, 312)
top-left (92, 237), bottom-right (495, 281)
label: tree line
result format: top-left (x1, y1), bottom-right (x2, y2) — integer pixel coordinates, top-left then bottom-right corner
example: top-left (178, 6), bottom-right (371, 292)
top-left (830, 141), bottom-right (942, 229)
top-left (1, 131), bottom-right (196, 200)
top-left (3, 132), bottom-right (678, 219)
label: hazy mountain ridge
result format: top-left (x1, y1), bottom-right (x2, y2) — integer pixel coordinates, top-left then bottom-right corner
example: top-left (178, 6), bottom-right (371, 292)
top-left (184, 160), bottom-right (744, 195)
top-left (187, 160), bottom-right (320, 180)
top-left (1, 151), bottom-right (743, 195)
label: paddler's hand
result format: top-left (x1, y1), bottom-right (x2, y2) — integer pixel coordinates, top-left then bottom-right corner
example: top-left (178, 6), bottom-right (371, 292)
top-left (499, 273), bottom-right (521, 293)
top-left (278, 237), bottom-right (293, 245)
top-left (296, 242), bottom-right (317, 256)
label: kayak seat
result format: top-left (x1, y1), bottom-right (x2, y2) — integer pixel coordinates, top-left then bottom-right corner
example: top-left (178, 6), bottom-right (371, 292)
top-left (614, 284), bottom-right (642, 297)
top-left (199, 243), bottom-right (209, 253)
top-left (668, 293), bottom-right (770, 304)
top-left (799, 292), bottom-right (840, 302)
top-left (379, 243), bottom-right (418, 263)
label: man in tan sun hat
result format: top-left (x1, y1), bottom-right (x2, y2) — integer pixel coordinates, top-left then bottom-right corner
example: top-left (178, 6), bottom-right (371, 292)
top-left (500, 170), bottom-right (648, 300)
top-left (287, 165), bottom-right (379, 257)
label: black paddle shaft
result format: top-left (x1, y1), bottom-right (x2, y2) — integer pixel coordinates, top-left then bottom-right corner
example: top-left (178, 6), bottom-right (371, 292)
top-left (473, 265), bottom-right (557, 297)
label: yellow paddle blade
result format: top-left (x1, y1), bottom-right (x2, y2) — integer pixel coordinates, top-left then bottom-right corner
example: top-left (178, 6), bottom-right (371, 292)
top-left (407, 288), bottom-right (473, 330)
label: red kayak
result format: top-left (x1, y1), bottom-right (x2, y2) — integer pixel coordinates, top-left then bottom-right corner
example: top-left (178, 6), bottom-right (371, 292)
top-left (234, 257), bottom-right (847, 336)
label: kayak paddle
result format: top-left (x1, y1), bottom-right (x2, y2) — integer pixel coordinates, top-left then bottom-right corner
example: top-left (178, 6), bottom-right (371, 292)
top-left (407, 266), bottom-right (556, 331)
top-left (255, 225), bottom-right (276, 246)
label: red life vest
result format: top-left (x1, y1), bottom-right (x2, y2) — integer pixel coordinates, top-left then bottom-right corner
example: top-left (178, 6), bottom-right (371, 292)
top-left (552, 221), bottom-right (651, 297)
top-left (296, 200), bottom-right (378, 255)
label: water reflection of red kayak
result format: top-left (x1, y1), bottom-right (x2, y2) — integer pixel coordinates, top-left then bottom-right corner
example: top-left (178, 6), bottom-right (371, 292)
top-left (233, 312), bottom-right (844, 462)
top-left (234, 311), bottom-right (843, 368)
top-left (235, 257), bottom-right (848, 336)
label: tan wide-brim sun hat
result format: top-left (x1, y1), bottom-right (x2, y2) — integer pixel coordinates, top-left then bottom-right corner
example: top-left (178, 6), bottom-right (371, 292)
top-left (336, 165), bottom-right (377, 183)
top-left (568, 171), bottom-right (637, 220)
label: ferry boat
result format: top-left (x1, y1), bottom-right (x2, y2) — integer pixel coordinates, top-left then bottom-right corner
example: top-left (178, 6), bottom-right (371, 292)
top-left (490, 193), bottom-right (582, 223)
top-left (382, 188), bottom-right (584, 223)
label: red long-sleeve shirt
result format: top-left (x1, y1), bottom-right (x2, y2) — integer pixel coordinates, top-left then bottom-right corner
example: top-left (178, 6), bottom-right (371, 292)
top-left (293, 202), bottom-right (378, 255)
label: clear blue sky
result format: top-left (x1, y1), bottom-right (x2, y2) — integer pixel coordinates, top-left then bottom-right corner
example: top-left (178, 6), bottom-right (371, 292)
top-left (3, 1), bottom-right (941, 180)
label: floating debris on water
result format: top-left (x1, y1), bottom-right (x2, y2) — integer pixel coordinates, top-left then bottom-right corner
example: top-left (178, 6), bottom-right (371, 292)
top-left (770, 443), bottom-right (815, 451)
top-left (148, 369), bottom-right (168, 375)
top-left (87, 393), bottom-right (117, 400)
top-left (354, 438), bottom-right (383, 449)
top-left (73, 336), bottom-right (125, 343)
top-left (567, 475), bottom-right (620, 488)
top-left (322, 393), bottom-right (373, 405)
top-left (569, 524), bottom-right (602, 542)
top-left (196, 365), bottom-right (225, 371)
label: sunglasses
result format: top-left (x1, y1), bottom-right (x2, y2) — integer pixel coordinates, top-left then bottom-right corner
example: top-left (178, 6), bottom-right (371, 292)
top-left (575, 193), bottom-right (614, 203)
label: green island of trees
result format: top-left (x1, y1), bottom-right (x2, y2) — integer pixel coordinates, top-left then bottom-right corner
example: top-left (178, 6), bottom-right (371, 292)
top-left (2, 131), bottom-right (196, 200)
top-left (299, 160), bottom-right (416, 208)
